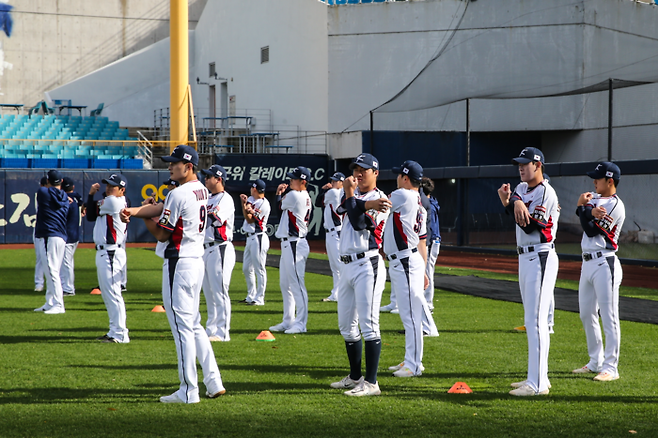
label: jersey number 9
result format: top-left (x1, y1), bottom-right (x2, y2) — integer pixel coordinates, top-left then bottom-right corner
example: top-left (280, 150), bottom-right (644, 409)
top-left (199, 206), bottom-right (207, 233)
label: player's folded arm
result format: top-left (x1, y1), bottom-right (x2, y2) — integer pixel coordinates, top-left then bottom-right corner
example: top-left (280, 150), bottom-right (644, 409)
top-left (576, 206), bottom-right (606, 238)
top-left (85, 194), bottom-right (99, 221)
top-left (344, 196), bottom-right (369, 231)
top-left (504, 192), bottom-right (522, 215)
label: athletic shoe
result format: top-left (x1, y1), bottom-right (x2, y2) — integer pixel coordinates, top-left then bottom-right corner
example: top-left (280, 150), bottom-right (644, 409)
top-left (247, 301), bottom-right (264, 306)
top-left (424, 330), bottom-right (440, 337)
top-left (63, 291), bottom-right (76, 296)
top-left (390, 308), bottom-right (400, 314)
top-left (572, 366), bottom-right (596, 374)
top-left (393, 367), bottom-right (420, 378)
top-left (511, 380), bottom-right (551, 389)
top-left (206, 388), bottom-right (227, 398)
top-left (548, 326), bottom-right (555, 334)
top-left (160, 392), bottom-right (195, 404)
top-left (102, 337), bottom-right (119, 343)
top-left (269, 323), bottom-right (289, 332)
top-left (388, 362), bottom-right (405, 371)
top-left (34, 305), bottom-right (48, 312)
top-left (44, 307), bottom-right (65, 314)
top-left (509, 384), bottom-right (549, 396)
top-left (344, 380), bottom-right (381, 397)
top-left (284, 327), bottom-right (306, 334)
top-left (593, 372), bottom-right (619, 382)
top-left (513, 325), bottom-right (526, 332)
top-left (322, 296), bottom-right (337, 302)
top-left (34, 285), bottom-right (44, 292)
top-left (208, 335), bottom-right (227, 342)
top-left (380, 303), bottom-right (397, 312)
top-left (330, 375), bottom-right (364, 389)
top-left (121, 285), bottom-right (127, 293)
top-left (238, 299), bottom-right (248, 303)
top-left (96, 334), bottom-right (111, 341)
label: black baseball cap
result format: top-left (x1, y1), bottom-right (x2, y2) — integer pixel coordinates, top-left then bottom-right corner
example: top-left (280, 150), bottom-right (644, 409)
top-left (201, 164), bottom-right (228, 181)
top-left (163, 178), bottom-right (179, 187)
top-left (587, 162), bottom-right (621, 181)
top-left (102, 173), bottom-right (127, 188)
top-left (286, 166), bottom-right (311, 181)
top-left (349, 153), bottom-right (379, 170)
top-left (392, 160), bottom-right (423, 182)
top-left (47, 169), bottom-right (63, 185)
top-left (330, 172), bottom-right (345, 182)
top-left (512, 147), bottom-right (544, 165)
top-left (62, 177), bottom-right (75, 191)
top-left (161, 145), bottom-right (199, 166)
top-left (251, 179), bottom-right (266, 192)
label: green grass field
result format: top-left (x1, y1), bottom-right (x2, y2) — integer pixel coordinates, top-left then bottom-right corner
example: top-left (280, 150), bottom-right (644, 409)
top-left (1, 247), bottom-right (657, 438)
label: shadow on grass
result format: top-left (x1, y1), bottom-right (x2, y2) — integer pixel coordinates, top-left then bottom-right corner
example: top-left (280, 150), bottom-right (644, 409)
top-left (0, 387), bottom-right (170, 404)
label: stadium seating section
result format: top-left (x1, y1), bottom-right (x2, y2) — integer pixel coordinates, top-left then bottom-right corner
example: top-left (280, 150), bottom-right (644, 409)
top-left (0, 114), bottom-right (142, 169)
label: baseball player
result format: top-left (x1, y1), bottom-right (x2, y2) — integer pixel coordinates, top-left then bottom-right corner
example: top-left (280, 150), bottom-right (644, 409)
top-left (330, 153), bottom-right (391, 397)
top-left (573, 162), bottom-right (625, 382)
top-left (61, 177), bottom-right (84, 297)
top-left (383, 161), bottom-right (430, 378)
top-left (86, 174), bottom-right (130, 343)
top-left (121, 145), bottom-right (225, 403)
top-left (34, 176), bottom-right (48, 292)
top-left (239, 179), bottom-right (271, 306)
top-left (34, 170), bottom-right (69, 314)
top-left (497, 147), bottom-right (559, 396)
top-left (200, 165), bottom-right (236, 342)
top-left (316, 172), bottom-right (345, 302)
top-left (270, 167), bottom-right (312, 334)
top-left (421, 177), bottom-right (441, 312)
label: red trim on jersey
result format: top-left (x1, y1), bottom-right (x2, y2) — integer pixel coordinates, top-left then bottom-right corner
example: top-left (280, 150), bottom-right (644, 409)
top-left (106, 215), bottom-right (117, 244)
top-left (373, 219), bottom-right (385, 248)
top-left (287, 210), bottom-right (299, 236)
top-left (171, 217), bottom-right (184, 253)
top-left (392, 212), bottom-right (409, 250)
top-left (596, 222), bottom-right (619, 250)
top-left (218, 221), bottom-right (228, 241)
top-left (538, 215), bottom-right (554, 243)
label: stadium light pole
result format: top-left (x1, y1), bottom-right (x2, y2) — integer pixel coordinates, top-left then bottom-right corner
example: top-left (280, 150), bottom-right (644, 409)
top-left (170, 0), bottom-right (189, 152)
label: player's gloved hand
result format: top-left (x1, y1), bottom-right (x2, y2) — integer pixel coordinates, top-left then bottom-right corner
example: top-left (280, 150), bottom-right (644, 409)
top-left (513, 200), bottom-right (531, 226)
top-left (497, 183), bottom-right (511, 206)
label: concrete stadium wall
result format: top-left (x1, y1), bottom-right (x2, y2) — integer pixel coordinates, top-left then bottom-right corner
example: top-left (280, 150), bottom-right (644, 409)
top-left (0, 0), bottom-right (207, 109)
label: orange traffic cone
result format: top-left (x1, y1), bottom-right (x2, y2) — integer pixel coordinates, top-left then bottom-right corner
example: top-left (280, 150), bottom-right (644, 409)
top-left (448, 382), bottom-right (473, 394)
top-left (256, 330), bottom-right (275, 342)
top-left (90, 287), bottom-right (101, 295)
top-left (151, 305), bottom-right (166, 313)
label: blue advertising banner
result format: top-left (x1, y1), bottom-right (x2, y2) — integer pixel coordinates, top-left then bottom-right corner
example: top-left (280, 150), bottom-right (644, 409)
top-left (214, 154), bottom-right (331, 241)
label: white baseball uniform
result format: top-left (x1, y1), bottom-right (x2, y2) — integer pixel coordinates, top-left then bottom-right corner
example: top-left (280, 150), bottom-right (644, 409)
top-left (157, 180), bottom-right (224, 403)
top-left (383, 188), bottom-right (429, 375)
top-left (336, 186), bottom-right (389, 384)
top-left (577, 193), bottom-right (625, 377)
top-left (322, 187), bottom-right (344, 301)
top-left (90, 194), bottom-right (129, 343)
top-left (508, 179), bottom-right (560, 393)
top-left (273, 189), bottom-right (311, 332)
top-left (242, 196), bottom-right (271, 305)
top-left (202, 190), bottom-right (236, 341)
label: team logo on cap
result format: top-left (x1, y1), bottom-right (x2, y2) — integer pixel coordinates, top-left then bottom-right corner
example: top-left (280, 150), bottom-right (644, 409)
top-left (183, 153), bottom-right (192, 161)
top-left (606, 171), bottom-right (613, 178)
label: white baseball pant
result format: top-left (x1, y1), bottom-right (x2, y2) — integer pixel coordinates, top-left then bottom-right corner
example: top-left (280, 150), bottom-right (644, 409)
top-left (97, 247), bottom-right (129, 343)
top-left (34, 236), bottom-right (45, 289)
top-left (389, 250), bottom-right (425, 374)
top-left (243, 233), bottom-right (269, 305)
top-left (325, 230), bottom-right (341, 300)
top-left (337, 253), bottom-right (386, 342)
top-left (278, 238), bottom-right (309, 332)
top-left (519, 248), bottom-right (558, 393)
top-left (202, 242), bottom-right (236, 341)
top-left (61, 242), bottom-right (78, 294)
top-left (163, 257), bottom-right (224, 404)
top-left (578, 253), bottom-right (622, 375)
top-left (424, 240), bottom-right (440, 308)
top-left (36, 236), bottom-right (66, 311)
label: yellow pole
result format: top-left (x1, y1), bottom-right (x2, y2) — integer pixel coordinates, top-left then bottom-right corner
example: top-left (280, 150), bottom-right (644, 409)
top-left (170, 0), bottom-right (189, 151)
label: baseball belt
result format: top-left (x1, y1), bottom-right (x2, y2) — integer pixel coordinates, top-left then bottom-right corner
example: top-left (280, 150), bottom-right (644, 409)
top-left (516, 243), bottom-right (554, 255)
top-left (281, 237), bottom-right (304, 242)
top-left (96, 244), bottom-right (123, 251)
top-left (386, 247), bottom-right (418, 261)
top-left (204, 241), bottom-right (228, 249)
top-left (247, 232), bottom-right (263, 237)
top-left (582, 251), bottom-right (608, 262)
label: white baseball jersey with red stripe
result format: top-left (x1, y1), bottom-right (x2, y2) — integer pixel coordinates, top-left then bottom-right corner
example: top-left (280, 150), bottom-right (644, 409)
top-left (92, 196), bottom-right (127, 246)
top-left (275, 190), bottom-right (311, 239)
top-left (510, 180), bottom-right (560, 247)
top-left (581, 194), bottom-right (625, 253)
top-left (156, 180), bottom-right (209, 259)
top-left (242, 196), bottom-right (271, 234)
top-left (323, 188), bottom-right (344, 230)
top-left (205, 191), bottom-right (235, 243)
top-left (383, 188), bottom-right (427, 255)
top-left (337, 187), bottom-right (388, 255)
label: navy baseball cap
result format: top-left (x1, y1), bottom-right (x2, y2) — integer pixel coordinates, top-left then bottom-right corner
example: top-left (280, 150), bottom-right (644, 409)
top-left (40, 176), bottom-right (48, 186)
top-left (330, 172), bottom-right (345, 182)
top-left (62, 177), bottom-right (75, 191)
top-left (47, 169), bottom-right (63, 185)
top-left (201, 164), bottom-right (228, 181)
top-left (392, 160), bottom-right (423, 182)
top-left (349, 153), bottom-right (379, 170)
top-left (286, 166), bottom-right (311, 181)
top-left (102, 173), bottom-right (127, 188)
top-left (161, 145), bottom-right (199, 166)
top-left (512, 147), bottom-right (544, 165)
top-left (587, 162), bottom-right (621, 181)
top-left (251, 179), bottom-right (266, 192)
top-left (163, 178), bottom-right (179, 187)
